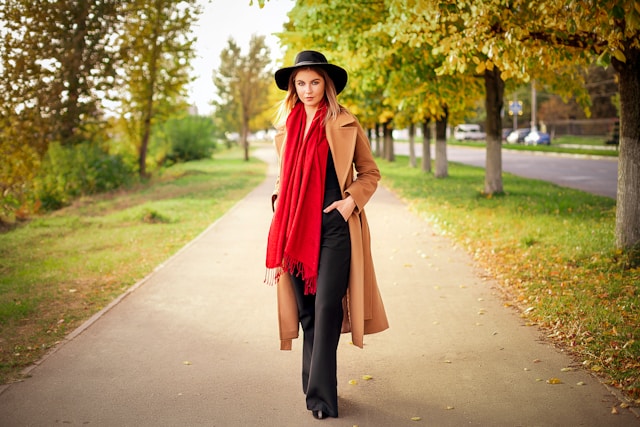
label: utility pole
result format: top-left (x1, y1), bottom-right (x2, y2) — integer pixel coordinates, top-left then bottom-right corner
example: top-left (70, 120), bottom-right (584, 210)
top-left (531, 79), bottom-right (537, 130)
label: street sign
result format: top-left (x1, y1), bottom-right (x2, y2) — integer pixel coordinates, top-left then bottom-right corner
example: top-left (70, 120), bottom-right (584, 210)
top-left (509, 100), bottom-right (523, 116)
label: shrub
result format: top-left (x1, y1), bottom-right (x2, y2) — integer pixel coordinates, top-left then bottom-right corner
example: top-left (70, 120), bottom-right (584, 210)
top-left (159, 115), bottom-right (219, 165)
top-left (33, 142), bottom-right (135, 211)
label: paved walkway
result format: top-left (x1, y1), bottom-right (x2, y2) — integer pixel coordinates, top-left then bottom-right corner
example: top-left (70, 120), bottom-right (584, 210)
top-left (0, 146), bottom-right (637, 426)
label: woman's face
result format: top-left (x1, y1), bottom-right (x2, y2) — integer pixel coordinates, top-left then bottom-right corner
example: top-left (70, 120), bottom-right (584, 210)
top-left (294, 69), bottom-right (325, 110)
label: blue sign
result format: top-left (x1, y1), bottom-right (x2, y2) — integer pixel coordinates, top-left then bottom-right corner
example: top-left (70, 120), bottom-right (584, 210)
top-left (509, 101), bottom-right (523, 116)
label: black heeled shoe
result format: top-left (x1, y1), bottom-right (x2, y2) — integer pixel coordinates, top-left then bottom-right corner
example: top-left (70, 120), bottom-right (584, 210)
top-left (312, 410), bottom-right (324, 420)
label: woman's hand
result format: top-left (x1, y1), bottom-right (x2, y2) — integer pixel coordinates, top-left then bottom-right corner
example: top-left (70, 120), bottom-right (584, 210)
top-left (323, 195), bottom-right (356, 221)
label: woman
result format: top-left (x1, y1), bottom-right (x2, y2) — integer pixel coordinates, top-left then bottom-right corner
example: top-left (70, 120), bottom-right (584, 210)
top-left (265, 50), bottom-right (388, 420)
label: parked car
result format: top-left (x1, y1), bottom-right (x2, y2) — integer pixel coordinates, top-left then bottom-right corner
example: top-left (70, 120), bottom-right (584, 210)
top-left (453, 124), bottom-right (486, 141)
top-left (506, 128), bottom-right (531, 144)
top-left (524, 130), bottom-right (551, 145)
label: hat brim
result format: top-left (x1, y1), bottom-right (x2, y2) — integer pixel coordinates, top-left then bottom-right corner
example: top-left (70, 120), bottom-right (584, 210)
top-left (275, 63), bottom-right (348, 94)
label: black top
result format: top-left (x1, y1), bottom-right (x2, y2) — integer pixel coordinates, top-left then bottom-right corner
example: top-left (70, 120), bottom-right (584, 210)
top-left (325, 151), bottom-right (340, 191)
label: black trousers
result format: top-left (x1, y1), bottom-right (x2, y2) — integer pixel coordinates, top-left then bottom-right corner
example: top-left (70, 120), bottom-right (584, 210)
top-left (291, 187), bottom-right (351, 418)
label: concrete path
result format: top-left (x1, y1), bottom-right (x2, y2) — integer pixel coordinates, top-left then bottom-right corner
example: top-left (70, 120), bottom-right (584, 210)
top-left (0, 146), bottom-right (637, 426)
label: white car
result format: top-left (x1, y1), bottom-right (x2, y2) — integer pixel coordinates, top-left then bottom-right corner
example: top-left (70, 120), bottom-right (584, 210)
top-left (453, 124), bottom-right (486, 141)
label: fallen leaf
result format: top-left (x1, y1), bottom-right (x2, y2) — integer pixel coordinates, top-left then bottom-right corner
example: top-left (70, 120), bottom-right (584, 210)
top-left (183, 361), bottom-right (192, 365)
top-left (533, 359), bottom-right (542, 363)
top-left (547, 378), bottom-right (563, 384)
top-left (444, 360), bottom-right (452, 364)
top-left (411, 416), bottom-right (421, 421)
top-left (362, 375), bottom-right (373, 380)
top-left (524, 368), bottom-right (530, 371)
top-left (577, 381), bottom-right (586, 386)
top-left (611, 406), bottom-right (618, 414)
top-left (560, 367), bottom-right (573, 372)
top-left (349, 379), bottom-right (357, 385)
top-left (620, 403), bottom-right (629, 409)
top-left (446, 406), bottom-right (454, 410)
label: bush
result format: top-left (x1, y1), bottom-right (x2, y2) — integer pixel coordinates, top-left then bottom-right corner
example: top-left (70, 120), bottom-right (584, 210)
top-left (159, 115), bottom-right (219, 165)
top-left (34, 142), bottom-right (135, 210)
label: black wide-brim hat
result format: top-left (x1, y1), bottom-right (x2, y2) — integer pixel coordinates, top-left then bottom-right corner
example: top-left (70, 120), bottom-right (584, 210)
top-left (275, 50), bottom-right (348, 94)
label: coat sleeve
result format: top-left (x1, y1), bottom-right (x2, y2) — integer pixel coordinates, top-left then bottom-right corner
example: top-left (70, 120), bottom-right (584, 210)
top-left (271, 130), bottom-right (286, 211)
top-left (344, 117), bottom-right (380, 214)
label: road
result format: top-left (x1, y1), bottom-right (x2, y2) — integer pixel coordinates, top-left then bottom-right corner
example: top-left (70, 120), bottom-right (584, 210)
top-left (395, 143), bottom-right (618, 199)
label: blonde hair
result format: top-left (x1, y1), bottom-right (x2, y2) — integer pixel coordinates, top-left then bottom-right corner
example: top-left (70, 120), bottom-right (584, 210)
top-left (273, 66), bottom-right (344, 129)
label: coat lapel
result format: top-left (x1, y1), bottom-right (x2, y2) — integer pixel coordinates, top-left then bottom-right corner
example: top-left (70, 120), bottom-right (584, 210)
top-left (326, 113), bottom-right (357, 191)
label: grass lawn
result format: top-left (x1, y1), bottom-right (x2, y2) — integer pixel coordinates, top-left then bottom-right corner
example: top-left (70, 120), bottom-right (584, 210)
top-left (378, 155), bottom-right (639, 401)
top-left (0, 147), bottom-right (266, 384)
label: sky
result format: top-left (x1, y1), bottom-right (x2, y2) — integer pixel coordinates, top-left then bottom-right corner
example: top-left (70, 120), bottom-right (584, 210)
top-left (188, 0), bottom-right (295, 115)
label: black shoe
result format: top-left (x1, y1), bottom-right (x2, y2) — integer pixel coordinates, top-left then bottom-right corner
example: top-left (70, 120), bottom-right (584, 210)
top-left (312, 410), bottom-right (324, 420)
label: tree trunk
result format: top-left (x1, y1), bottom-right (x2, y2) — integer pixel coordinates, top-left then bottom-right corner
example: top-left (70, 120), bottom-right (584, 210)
top-left (435, 107), bottom-right (448, 178)
top-left (375, 123), bottom-right (382, 157)
top-left (241, 123), bottom-right (250, 161)
top-left (613, 47), bottom-right (640, 251)
top-left (383, 120), bottom-right (394, 162)
top-left (421, 118), bottom-right (431, 173)
top-left (483, 67), bottom-right (505, 194)
top-left (60, 2), bottom-right (90, 145)
top-left (408, 122), bottom-right (416, 168)
top-left (242, 109), bottom-right (250, 161)
top-left (139, 10), bottom-right (162, 178)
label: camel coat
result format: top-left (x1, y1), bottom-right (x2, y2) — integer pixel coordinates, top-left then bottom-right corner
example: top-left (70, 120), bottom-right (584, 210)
top-left (271, 110), bottom-right (389, 350)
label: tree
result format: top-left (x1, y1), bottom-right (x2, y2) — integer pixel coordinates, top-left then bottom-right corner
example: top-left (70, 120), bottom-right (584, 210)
top-left (414, 0), bottom-right (640, 251)
top-left (0, 0), bottom-right (123, 219)
top-left (213, 35), bottom-right (271, 162)
top-left (119, 0), bottom-right (200, 177)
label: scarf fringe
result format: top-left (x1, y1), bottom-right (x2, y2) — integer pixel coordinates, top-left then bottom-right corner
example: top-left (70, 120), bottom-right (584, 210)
top-left (283, 254), bottom-right (318, 295)
top-left (264, 254), bottom-right (318, 295)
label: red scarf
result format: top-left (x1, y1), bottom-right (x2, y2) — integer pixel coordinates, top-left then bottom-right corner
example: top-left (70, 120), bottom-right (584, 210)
top-left (266, 101), bottom-right (329, 295)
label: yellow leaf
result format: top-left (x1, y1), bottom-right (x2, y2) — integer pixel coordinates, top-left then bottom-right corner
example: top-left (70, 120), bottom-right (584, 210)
top-left (411, 416), bottom-right (422, 421)
top-left (349, 379), bottom-right (357, 385)
top-left (577, 381), bottom-right (586, 386)
top-left (183, 361), bottom-right (192, 365)
top-left (613, 49), bottom-right (626, 63)
top-left (560, 367), bottom-right (573, 372)
top-left (446, 406), bottom-right (455, 410)
top-left (475, 62), bottom-right (486, 74)
top-left (547, 377), bottom-right (563, 384)
top-left (362, 375), bottom-right (373, 380)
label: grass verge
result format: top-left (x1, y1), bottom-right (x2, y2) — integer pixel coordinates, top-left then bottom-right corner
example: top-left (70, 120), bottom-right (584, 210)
top-left (378, 155), bottom-right (639, 401)
top-left (0, 147), bottom-right (266, 384)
